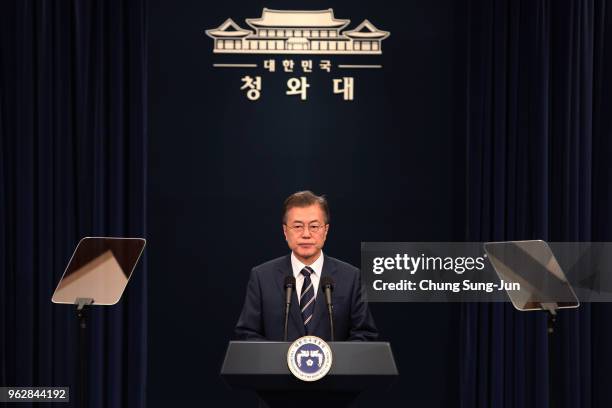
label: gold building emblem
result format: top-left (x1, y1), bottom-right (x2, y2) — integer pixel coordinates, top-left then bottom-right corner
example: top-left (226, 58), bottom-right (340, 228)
top-left (206, 8), bottom-right (390, 55)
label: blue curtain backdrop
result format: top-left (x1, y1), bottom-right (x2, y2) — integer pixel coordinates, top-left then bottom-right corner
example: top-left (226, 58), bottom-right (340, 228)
top-left (460, 0), bottom-right (612, 407)
top-left (0, 1), bottom-right (147, 408)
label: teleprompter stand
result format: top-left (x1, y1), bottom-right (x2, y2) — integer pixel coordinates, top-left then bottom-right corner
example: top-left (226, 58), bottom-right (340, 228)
top-left (52, 237), bottom-right (146, 408)
top-left (542, 303), bottom-right (559, 408)
top-left (484, 240), bottom-right (580, 408)
top-left (221, 341), bottom-right (398, 408)
top-left (76, 297), bottom-right (94, 408)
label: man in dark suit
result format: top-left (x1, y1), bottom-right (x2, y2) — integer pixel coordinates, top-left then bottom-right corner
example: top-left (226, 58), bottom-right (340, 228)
top-left (235, 191), bottom-right (378, 341)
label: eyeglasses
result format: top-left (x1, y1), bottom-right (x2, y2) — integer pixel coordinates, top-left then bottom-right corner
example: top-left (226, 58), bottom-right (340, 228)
top-left (285, 224), bottom-right (327, 234)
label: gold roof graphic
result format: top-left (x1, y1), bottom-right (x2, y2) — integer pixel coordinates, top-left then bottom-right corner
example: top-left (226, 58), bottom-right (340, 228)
top-left (343, 20), bottom-right (389, 40)
top-left (206, 18), bottom-right (252, 38)
top-left (205, 8), bottom-right (390, 55)
top-left (245, 8), bottom-right (349, 29)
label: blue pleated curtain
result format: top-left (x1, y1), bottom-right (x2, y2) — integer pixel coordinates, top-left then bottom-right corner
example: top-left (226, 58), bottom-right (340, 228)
top-left (0, 1), bottom-right (147, 408)
top-left (460, 0), bottom-right (612, 407)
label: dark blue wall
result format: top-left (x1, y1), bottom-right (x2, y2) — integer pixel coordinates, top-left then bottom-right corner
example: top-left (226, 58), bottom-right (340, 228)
top-left (148, 1), bottom-right (465, 406)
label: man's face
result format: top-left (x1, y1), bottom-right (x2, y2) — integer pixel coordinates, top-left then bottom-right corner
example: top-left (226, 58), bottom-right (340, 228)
top-left (283, 204), bottom-right (329, 263)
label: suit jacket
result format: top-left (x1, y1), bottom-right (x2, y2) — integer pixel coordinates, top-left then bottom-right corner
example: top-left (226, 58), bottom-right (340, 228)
top-left (235, 254), bottom-right (378, 341)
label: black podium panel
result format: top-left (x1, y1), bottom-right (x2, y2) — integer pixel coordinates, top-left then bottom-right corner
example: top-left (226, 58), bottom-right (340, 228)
top-left (221, 341), bottom-right (398, 392)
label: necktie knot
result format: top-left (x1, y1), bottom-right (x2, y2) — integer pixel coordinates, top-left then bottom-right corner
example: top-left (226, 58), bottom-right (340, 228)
top-left (301, 266), bottom-right (313, 277)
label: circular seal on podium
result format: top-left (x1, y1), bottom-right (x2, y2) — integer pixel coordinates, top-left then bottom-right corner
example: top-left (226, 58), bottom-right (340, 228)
top-left (287, 335), bottom-right (333, 382)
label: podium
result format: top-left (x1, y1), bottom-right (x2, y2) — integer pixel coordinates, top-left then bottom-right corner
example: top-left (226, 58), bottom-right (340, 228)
top-left (221, 341), bottom-right (398, 408)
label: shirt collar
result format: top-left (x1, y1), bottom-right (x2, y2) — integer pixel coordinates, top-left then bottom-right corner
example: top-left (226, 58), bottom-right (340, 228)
top-left (291, 251), bottom-right (324, 278)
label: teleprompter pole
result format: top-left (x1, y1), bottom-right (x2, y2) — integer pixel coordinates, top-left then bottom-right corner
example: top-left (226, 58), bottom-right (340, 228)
top-left (76, 298), bottom-right (94, 408)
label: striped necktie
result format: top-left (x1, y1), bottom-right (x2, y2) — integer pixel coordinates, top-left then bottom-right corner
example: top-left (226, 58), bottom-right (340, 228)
top-left (300, 266), bottom-right (315, 334)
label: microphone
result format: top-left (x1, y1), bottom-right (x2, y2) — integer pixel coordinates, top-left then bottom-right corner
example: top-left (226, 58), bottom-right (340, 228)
top-left (321, 276), bottom-right (335, 341)
top-left (283, 276), bottom-right (296, 341)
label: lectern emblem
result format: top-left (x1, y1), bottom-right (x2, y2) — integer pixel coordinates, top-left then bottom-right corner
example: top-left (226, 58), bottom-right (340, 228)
top-left (287, 336), bottom-right (333, 382)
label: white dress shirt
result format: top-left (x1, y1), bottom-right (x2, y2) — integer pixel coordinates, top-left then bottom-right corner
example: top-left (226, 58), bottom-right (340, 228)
top-left (291, 251), bottom-right (324, 305)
